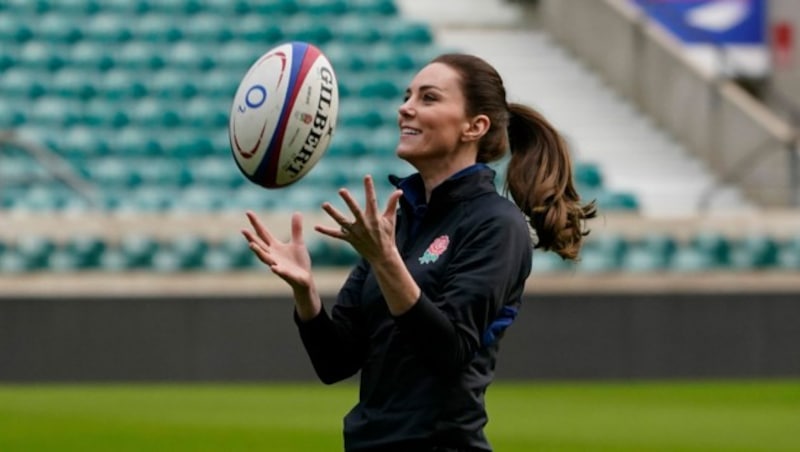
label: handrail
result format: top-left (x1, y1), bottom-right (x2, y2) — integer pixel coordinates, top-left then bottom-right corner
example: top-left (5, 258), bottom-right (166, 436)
top-left (540, 0), bottom-right (800, 208)
top-left (0, 130), bottom-right (100, 207)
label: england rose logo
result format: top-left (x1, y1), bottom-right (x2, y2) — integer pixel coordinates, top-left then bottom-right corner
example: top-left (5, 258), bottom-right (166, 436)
top-left (419, 235), bottom-right (450, 264)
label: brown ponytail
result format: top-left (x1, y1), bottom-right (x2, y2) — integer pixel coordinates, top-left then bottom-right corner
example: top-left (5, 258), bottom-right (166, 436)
top-left (431, 53), bottom-right (596, 260)
top-left (506, 103), bottom-right (596, 260)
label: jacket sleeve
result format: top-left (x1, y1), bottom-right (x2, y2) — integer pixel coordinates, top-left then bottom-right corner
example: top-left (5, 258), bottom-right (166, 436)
top-left (392, 214), bottom-right (532, 376)
top-left (295, 259), bottom-right (370, 384)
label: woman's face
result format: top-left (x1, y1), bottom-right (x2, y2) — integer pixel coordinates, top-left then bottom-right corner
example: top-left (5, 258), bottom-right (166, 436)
top-left (396, 62), bottom-right (471, 164)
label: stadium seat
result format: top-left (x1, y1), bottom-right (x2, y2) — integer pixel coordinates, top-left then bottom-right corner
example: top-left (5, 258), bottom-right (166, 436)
top-left (299, 0), bottom-right (348, 16)
top-left (38, 12), bottom-right (84, 44)
top-left (383, 20), bottom-right (434, 45)
top-left (331, 16), bottom-right (382, 45)
top-left (730, 234), bottom-right (780, 270)
top-left (101, 69), bottom-right (149, 100)
top-left (183, 13), bottom-right (233, 43)
top-left (282, 16), bottom-right (334, 45)
top-left (346, 0), bottom-right (398, 16)
top-left (85, 13), bottom-right (134, 43)
top-left (670, 246), bottom-right (716, 272)
top-left (116, 42), bottom-right (167, 71)
top-left (29, 97), bottom-right (82, 127)
top-left (69, 41), bottom-right (116, 72)
top-left (188, 158), bottom-right (243, 189)
top-left (574, 161), bottom-right (604, 190)
top-left (689, 232), bottom-right (731, 268)
top-left (19, 41), bottom-right (66, 72)
top-left (63, 235), bottom-right (106, 269)
top-left (15, 235), bottom-right (57, 270)
top-left (51, 69), bottom-right (98, 100)
top-left (0, 15), bottom-right (34, 44)
top-left (130, 13), bottom-right (182, 43)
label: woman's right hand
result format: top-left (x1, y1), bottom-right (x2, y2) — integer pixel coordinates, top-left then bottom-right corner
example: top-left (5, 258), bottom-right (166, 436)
top-left (241, 211), bottom-right (316, 300)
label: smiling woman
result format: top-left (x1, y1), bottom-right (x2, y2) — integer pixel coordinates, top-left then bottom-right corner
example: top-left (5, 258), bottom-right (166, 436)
top-left (241, 53), bottom-right (596, 452)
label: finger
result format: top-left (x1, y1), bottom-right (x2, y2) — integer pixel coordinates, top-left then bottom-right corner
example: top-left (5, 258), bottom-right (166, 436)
top-left (246, 210), bottom-right (275, 246)
top-left (363, 175), bottom-right (378, 216)
top-left (384, 189), bottom-right (403, 218)
top-left (321, 201), bottom-right (351, 226)
top-left (241, 229), bottom-right (269, 250)
top-left (339, 188), bottom-right (366, 225)
top-left (291, 212), bottom-right (304, 245)
top-left (246, 239), bottom-right (277, 266)
top-left (314, 224), bottom-right (349, 241)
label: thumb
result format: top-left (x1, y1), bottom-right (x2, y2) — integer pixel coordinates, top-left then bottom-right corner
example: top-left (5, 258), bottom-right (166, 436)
top-left (291, 212), bottom-right (304, 245)
top-left (383, 189), bottom-right (403, 218)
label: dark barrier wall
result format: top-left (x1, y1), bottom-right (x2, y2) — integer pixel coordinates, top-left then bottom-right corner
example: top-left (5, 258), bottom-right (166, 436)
top-left (1, 293), bottom-right (799, 382)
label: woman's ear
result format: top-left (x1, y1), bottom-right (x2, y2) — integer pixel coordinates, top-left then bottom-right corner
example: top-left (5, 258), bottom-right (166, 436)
top-left (462, 114), bottom-right (491, 143)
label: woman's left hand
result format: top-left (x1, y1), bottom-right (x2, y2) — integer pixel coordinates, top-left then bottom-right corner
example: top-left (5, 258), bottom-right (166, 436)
top-left (315, 175), bottom-right (403, 265)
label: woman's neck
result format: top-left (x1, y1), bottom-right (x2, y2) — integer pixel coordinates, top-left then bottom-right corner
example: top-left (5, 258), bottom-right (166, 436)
top-left (418, 158), bottom-right (477, 202)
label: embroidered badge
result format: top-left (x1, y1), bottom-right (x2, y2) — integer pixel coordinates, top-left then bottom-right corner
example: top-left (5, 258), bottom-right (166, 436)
top-left (419, 235), bottom-right (450, 264)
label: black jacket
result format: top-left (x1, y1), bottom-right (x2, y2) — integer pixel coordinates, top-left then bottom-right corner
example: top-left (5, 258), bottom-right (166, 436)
top-left (295, 166), bottom-right (533, 451)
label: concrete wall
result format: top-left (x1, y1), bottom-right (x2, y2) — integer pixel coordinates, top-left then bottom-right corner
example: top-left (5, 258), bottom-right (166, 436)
top-left (2, 293), bottom-right (799, 382)
top-left (537, 0), bottom-right (798, 207)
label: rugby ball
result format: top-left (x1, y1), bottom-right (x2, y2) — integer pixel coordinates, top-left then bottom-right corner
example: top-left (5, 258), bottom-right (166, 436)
top-left (229, 42), bottom-right (339, 189)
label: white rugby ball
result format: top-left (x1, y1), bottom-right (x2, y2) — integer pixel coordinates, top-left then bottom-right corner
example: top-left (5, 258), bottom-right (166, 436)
top-left (229, 42), bottom-right (339, 189)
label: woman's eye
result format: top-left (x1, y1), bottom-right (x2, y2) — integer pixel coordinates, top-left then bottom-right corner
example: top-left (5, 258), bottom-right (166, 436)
top-left (423, 94), bottom-right (436, 102)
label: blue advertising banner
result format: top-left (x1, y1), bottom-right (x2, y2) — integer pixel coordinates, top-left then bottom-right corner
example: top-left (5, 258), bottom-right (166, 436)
top-left (631, 0), bottom-right (766, 45)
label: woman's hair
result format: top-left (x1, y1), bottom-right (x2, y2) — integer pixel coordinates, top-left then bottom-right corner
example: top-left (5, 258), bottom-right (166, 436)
top-left (432, 53), bottom-right (597, 261)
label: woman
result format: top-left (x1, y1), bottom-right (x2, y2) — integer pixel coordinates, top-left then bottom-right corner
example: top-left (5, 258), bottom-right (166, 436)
top-left (242, 53), bottom-right (596, 452)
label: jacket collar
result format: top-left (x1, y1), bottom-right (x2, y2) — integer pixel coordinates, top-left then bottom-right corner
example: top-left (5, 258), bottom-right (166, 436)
top-left (388, 163), bottom-right (497, 208)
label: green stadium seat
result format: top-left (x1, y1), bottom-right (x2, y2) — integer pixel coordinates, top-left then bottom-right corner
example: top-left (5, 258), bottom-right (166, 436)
top-left (531, 250), bottom-right (571, 273)
top-left (689, 231), bottom-right (731, 268)
top-left (384, 20), bottom-right (434, 45)
top-left (331, 16), bottom-right (382, 44)
top-left (197, 69), bottom-right (238, 99)
top-left (83, 100), bottom-right (130, 129)
top-left (19, 41), bottom-right (66, 72)
top-left (777, 236), bottom-right (800, 270)
top-left (358, 78), bottom-right (404, 99)
top-left (63, 235), bottom-right (106, 268)
top-left (130, 13), bottom-right (183, 43)
top-left (39, 13), bottom-right (84, 44)
top-left (183, 13), bottom-right (233, 43)
top-left (134, 159), bottom-right (191, 187)
top-left (189, 158), bottom-right (243, 188)
top-left (115, 127), bottom-right (163, 157)
top-left (51, 69), bottom-right (98, 100)
top-left (101, 70), bottom-right (149, 100)
top-left (574, 161), bottom-right (604, 189)
top-left (621, 246), bottom-right (668, 272)
top-left (249, 0), bottom-right (299, 16)
top-left (60, 126), bottom-right (112, 157)
top-left (0, 69), bottom-right (46, 99)
top-left (283, 17), bottom-right (334, 45)
top-left (233, 16), bottom-right (284, 44)
top-left (30, 97), bottom-right (82, 127)
top-left (52, 0), bottom-right (102, 16)
top-left (0, 15), bottom-right (34, 44)
top-left (85, 158), bottom-right (141, 188)
top-left (299, 0), bottom-right (348, 16)
top-left (117, 234), bottom-right (160, 269)
top-left (167, 42), bottom-right (216, 71)
top-left (346, 0), bottom-right (398, 16)
top-left (69, 41), bottom-right (116, 72)
top-left (15, 235), bottom-right (57, 270)
top-left (590, 189), bottom-right (639, 212)
top-left (175, 187), bottom-right (228, 212)
top-left (95, 0), bottom-right (148, 15)
top-left (0, 107), bottom-right (26, 128)
top-left (0, 250), bottom-right (29, 273)
top-left (85, 13), bottom-right (134, 43)
top-left (670, 246), bottom-right (716, 272)
top-left (117, 42), bottom-right (166, 71)
top-left (730, 234), bottom-right (779, 270)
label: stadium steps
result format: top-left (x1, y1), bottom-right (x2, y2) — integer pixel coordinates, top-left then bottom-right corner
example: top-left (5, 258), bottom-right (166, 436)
top-left (397, 0), bottom-right (756, 218)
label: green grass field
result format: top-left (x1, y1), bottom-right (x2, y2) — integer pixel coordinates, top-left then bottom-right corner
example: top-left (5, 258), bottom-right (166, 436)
top-left (1, 380), bottom-right (798, 451)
